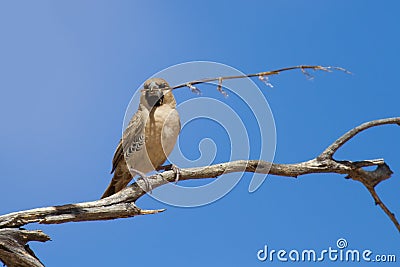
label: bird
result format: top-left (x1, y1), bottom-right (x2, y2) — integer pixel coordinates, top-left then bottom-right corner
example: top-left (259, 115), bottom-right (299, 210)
top-left (101, 78), bottom-right (181, 199)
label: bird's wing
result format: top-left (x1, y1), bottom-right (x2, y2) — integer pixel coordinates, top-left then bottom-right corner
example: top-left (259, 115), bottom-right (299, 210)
top-left (111, 107), bottom-right (147, 173)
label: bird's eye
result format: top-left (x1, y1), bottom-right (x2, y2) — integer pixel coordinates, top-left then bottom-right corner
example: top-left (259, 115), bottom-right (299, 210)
top-left (159, 83), bottom-right (166, 89)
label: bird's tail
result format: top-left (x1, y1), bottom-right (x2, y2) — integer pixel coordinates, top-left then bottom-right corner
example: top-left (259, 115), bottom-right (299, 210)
top-left (100, 181), bottom-right (117, 199)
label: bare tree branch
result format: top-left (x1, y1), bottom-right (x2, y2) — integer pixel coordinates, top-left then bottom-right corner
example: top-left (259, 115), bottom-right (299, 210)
top-left (0, 117), bottom-right (398, 266)
top-left (0, 229), bottom-right (50, 267)
top-left (367, 186), bottom-right (399, 231)
top-left (319, 117), bottom-right (400, 160)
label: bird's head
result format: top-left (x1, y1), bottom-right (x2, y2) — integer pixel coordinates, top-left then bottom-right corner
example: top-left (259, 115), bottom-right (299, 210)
top-left (141, 78), bottom-right (176, 110)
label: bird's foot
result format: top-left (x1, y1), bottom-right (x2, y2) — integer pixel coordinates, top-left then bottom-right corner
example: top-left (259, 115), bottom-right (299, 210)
top-left (171, 165), bottom-right (181, 183)
top-left (156, 164), bottom-right (181, 184)
top-left (129, 168), bottom-right (152, 193)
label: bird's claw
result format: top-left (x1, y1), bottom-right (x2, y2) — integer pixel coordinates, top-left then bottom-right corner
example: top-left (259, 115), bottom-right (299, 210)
top-left (129, 168), bottom-right (152, 193)
top-left (156, 164), bottom-right (181, 184)
top-left (171, 165), bottom-right (181, 184)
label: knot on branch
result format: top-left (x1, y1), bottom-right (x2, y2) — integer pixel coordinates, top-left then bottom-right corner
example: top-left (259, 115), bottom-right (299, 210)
top-left (346, 163), bottom-right (394, 188)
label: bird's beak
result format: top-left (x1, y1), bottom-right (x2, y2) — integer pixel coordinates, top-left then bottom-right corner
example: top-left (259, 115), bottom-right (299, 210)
top-left (149, 81), bottom-right (158, 92)
top-left (146, 82), bottom-right (162, 98)
top-left (144, 82), bottom-right (164, 107)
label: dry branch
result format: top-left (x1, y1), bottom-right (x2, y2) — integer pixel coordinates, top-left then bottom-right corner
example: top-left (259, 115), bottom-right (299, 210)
top-left (0, 229), bottom-right (49, 267)
top-left (170, 65), bottom-right (351, 93)
top-left (0, 117), bottom-right (399, 266)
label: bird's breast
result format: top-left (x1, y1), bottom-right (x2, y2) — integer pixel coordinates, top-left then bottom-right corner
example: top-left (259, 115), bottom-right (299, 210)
top-left (145, 106), bottom-right (180, 168)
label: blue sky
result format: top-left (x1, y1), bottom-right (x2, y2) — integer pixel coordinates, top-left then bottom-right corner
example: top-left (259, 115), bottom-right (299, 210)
top-left (0, 1), bottom-right (399, 266)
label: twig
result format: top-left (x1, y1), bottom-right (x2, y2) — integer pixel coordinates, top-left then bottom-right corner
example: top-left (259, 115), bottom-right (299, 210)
top-left (170, 65), bottom-right (350, 94)
top-left (367, 187), bottom-right (400, 231)
top-left (319, 117), bottom-right (400, 159)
